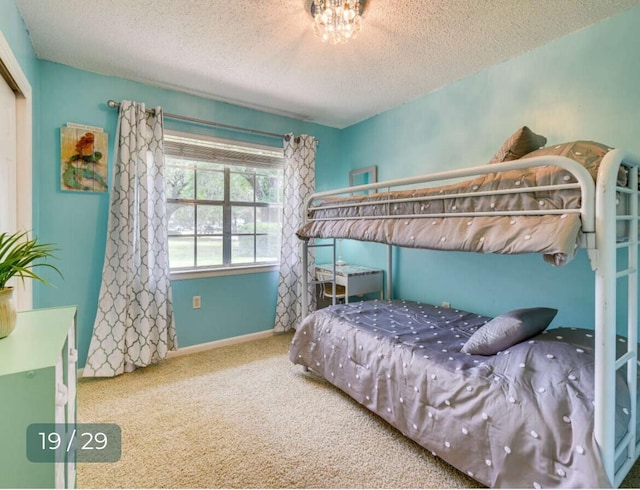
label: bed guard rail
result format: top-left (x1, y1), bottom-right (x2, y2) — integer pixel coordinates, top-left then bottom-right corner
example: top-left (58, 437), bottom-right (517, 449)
top-left (304, 156), bottom-right (597, 233)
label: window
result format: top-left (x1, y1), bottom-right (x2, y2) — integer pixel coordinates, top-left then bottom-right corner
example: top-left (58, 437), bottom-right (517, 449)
top-left (164, 131), bottom-right (284, 273)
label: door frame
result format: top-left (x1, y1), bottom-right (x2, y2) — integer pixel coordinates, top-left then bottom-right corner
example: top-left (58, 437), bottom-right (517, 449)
top-left (0, 29), bottom-right (33, 310)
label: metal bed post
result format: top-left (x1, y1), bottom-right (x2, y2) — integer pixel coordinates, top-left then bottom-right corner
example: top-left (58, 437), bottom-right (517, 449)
top-left (594, 152), bottom-right (619, 484)
top-left (387, 244), bottom-right (393, 300)
top-left (622, 162), bottom-right (639, 480)
top-left (332, 238), bottom-right (338, 306)
top-left (611, 156), bottom-right (640, 486)
top-left (629, 163), bottom-right (639, 448)
top-left (301, 239), bottom-right (309, 319)
top-left (301, 237), bottom-right (342, 317)
top-left (594, 150), bottom-right (640, 486)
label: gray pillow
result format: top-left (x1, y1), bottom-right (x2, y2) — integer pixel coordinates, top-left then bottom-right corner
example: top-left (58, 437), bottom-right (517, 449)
top-left (461, 307), bottom-right (558, 356)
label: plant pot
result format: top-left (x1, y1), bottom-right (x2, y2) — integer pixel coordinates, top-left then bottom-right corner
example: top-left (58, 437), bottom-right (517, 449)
top-left (0, 287), bottom-right (17, 339)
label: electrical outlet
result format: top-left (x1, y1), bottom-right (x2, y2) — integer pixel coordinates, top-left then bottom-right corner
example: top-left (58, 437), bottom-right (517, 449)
top-left (192, 296), bottom-right (201, 309)
top-left (441, 301), bottom-right (451, 309)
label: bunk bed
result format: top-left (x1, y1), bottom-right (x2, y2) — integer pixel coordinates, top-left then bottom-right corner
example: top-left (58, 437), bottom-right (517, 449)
top-left (288, 134), bottom-right (640, 488)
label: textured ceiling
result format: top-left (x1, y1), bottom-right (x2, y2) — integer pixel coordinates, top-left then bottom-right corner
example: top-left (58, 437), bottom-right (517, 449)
top-left (15, 0), bottom-right (640, 128)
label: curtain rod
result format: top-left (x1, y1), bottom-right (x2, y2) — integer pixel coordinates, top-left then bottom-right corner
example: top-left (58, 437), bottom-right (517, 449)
top-left (107, 99), bottom-right (285, 140)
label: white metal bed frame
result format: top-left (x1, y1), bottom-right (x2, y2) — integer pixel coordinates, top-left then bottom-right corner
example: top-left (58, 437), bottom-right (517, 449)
top-left (299, 150), bottom-right (640, 487)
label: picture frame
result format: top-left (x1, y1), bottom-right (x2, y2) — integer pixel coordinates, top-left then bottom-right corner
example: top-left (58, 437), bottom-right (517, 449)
top-left (60, 123), bottom-right (108, 193)
top-left (349, 165), bottom-right (377, 194)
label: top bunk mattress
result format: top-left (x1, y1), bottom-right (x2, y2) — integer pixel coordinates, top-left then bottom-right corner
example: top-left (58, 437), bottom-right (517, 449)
top-left (298, 141), bottom-right (625, 266)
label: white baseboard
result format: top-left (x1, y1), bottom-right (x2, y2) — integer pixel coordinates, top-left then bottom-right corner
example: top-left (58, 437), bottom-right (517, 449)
top-left (166, 329), bottom-right (275, 358)
top-left (78, 329), bottom-right (275, 377)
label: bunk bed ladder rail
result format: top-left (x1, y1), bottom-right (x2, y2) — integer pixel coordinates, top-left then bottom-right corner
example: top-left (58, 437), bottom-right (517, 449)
top-left (300, 238), bottom-right (394, 319)
top-left (301, 238), bottom-right (341, 319)
top-left (594, 149), bottom-right (640, 487)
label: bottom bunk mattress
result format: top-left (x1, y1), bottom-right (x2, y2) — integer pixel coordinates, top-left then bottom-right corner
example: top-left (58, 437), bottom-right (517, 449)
top-left (288, 299), bottom-right (633, 488)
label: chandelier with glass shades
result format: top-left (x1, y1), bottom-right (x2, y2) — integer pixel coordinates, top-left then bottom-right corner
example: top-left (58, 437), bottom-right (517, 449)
top-left (310, 0), bottom-right (364, 45)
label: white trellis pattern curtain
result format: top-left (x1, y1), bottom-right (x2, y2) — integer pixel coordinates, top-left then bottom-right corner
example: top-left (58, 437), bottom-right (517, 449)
top-left (274, 134), bottom-right (317, 333)
top-left (83, 100), bottom-right (176, 377)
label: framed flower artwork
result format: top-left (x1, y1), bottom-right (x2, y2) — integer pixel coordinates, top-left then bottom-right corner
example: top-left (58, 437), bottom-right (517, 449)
top-left (60, 123), bottom-right (108, 192)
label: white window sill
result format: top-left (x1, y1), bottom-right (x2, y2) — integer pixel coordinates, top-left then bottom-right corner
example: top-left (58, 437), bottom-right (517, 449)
top-left (170, 264), bottom-right (279, 281)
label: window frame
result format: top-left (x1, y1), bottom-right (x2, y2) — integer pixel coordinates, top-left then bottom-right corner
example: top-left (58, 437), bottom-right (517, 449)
top-left (164, 130), bottom-right (284, 279)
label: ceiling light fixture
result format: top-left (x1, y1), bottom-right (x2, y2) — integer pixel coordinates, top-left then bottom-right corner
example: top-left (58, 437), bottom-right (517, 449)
top-left (310, 0), bottom-right (364, 45)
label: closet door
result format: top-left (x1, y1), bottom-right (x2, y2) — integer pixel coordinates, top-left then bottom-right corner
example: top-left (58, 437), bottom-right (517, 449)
top-left (0, 72), bottom-right (17, 236)
top-left (1, 32), bottom-right (33, 311)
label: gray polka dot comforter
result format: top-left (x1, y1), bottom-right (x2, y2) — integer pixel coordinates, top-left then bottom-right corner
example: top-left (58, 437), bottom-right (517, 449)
top-left (290, 299), bottom-right (633, 488)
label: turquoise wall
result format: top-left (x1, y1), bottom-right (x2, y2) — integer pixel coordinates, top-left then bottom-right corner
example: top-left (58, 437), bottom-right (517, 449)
top-left (32, 62), bottom-right (341, 367)
top-left (336, 7), bottom-right (640, 331)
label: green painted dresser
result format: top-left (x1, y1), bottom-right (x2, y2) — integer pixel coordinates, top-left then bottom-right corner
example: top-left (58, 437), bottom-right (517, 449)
top-left (0, 306), bottom-right (77, 489)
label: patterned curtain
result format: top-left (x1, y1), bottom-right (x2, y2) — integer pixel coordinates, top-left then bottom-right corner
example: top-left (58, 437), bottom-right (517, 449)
top-left (274, 134), bottom-right (317, 333)
top-left (83, 101), bottom-right (177, 377)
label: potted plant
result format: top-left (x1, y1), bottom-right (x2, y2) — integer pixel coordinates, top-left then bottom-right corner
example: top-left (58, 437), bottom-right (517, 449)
top-left (0, 230), bottom-right (62, 338)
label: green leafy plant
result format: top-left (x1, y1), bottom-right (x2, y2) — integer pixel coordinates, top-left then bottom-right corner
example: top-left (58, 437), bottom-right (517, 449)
top-left (0, 231), bottom-right (62, 290)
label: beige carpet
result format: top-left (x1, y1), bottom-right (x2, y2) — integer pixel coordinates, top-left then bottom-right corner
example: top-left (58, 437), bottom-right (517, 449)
top-left (77, 332), bottom-right (640, 489)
